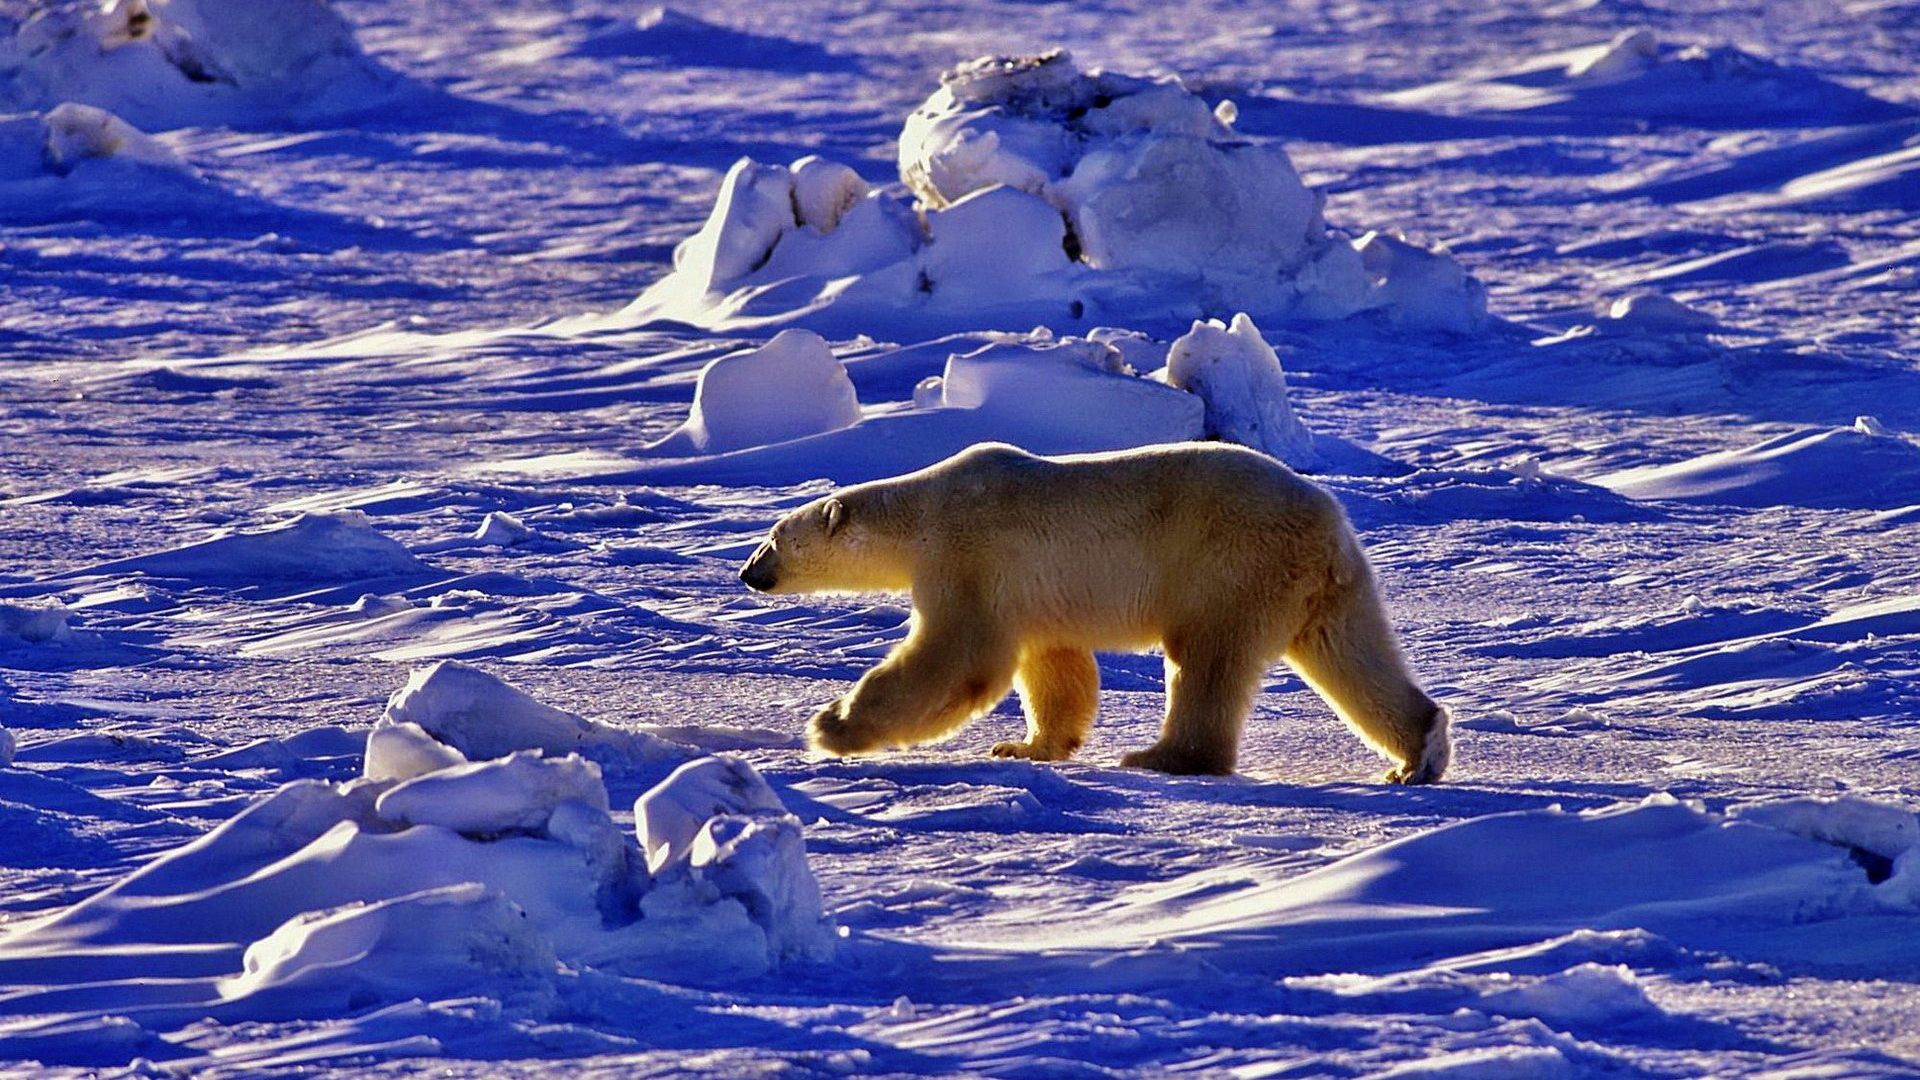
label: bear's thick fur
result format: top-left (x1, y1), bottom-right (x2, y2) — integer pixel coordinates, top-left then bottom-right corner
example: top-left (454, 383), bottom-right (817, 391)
top-left (739, 442), bottom-right (1450, 782)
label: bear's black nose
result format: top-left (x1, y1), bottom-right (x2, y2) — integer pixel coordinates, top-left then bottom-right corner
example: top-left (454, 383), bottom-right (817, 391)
top-left (739, 543), bottom-right (777, 591)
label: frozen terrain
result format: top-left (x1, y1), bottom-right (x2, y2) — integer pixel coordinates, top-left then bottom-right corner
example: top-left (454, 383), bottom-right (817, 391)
top-left (4, 0), bottom-right (1920, 1075)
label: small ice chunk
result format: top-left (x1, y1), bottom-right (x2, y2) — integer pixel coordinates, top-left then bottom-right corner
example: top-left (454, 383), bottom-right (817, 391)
top-left (690, 813), bottom-right (832, 961)
top-left (1856, 416), bottom-right (1891, 437)
top-left (374, 750), bottom-right (609, 835)
top-left (667, 329), bottom-right (862, 454)
top-left (363, 720), bottom-right (468, 783)
top-left (383, 660), bottom-right (674, 764)
top-left (1594, 293), bottom-right (1719, 335)
top-left (791, 155), bottom-right (869, 233)
top-left (1569, 28), bottom-right (1660, 81)
top-left (635, 755), bottom-right (787, 874)
top-left (42, 102), bottom-right (191, 174)
top-left (672, 158), bottom-right (797, 292)
top-left (1355, 231), bottom-right (1489, 334)
top-left (940, 337), bottom-right (1204, 448)
top-left (0, 724), bottom-right (14, 767)
top-left (473, 511), bottom-right (533, 546)
top-left (1164, 313), bottom-right (1317, 467)
top-left (912, 376), bottom-right (945, 409)
top-left (1213, 98), bottom-right (1239, 127)
top-left (923, 184), bottom-right (1071, 293)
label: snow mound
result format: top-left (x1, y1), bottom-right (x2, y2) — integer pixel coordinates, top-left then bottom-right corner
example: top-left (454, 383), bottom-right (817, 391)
top-left (1597, 424), bottom-right (1920, 510)
top-left (973, 796), bottom-right (1917, 975)
top-left (472, 511), bottom-right (533, 547)
top-left (635, 755), bottom-right (788, 874)
top-left (0, 101), bottom-right (191, 180)
top-left (0, 678), bottom-right (834, 1023)
top-left (621, 52), bottom-right (1487, 338)
top-left (901, 50), bottom-right (1318, 279)
top-left (636, 756), bottom-right (834, 964)
top-left (574, 6), bottom-right (853, 73)
top-left (650, 329), bottom-right (863, 454)
top-left (1590, 294), bottom-right (1719, 335)
top-left (380, 660), bottom-right (688, 772)
top-left (1388, 30), bottom-right (1909, 127)
top-left (219, 883), bottom-right (557, 1008)
top-left (375, 750), bottom-right (609, 835)
top-left (0, 602), bottom-right (74, 644)
top-left (103, 510), bottom-right (426, 584)
top-left (0, 0), bottom-right (401, 129)
top-left (1731, 796), bottom-right (1919, 863)
top-left (936, 333), bottom-right (1204, 448)
top-left (1164, 313), bottom-right (1317, 467)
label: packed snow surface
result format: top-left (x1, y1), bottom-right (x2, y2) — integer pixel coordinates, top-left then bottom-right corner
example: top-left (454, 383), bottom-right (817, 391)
top-left (5, 0), bottom-right (1920, 1075)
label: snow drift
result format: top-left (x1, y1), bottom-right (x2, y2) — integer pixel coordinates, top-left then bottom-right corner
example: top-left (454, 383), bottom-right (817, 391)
top-left (0, 665), bottom-right (835, 1027)
top-left (88, 510), bottom-right (428, 585)
top-left (1598, 421), bottom-right (1920, 510)
top-left (622, 51), bottom-right (1487, 338)
top-left (0, 0), bottom-right (402, 129)
top-left (1388, 29), bottom-right (1910, 128)
top-left (959, 795), bottom-right (1920, 977)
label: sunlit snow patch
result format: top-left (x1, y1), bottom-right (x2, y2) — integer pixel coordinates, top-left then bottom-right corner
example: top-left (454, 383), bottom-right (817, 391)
top-left (0, 0), bottom-right (402, 128)
top-left (622, 51), bottom-right (1486, 338)
top-left (648, 329), bottom-right (863, 455)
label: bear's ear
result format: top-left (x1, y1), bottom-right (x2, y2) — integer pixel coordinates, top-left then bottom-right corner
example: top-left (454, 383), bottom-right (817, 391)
top-left (822, 498), bottom-right (846, 535)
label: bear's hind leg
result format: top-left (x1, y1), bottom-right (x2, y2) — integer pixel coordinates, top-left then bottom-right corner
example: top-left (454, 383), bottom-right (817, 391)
top-left (994, 645), bottom-right (1098, 762)
top-left (1120, 633), bottom-right (1263, 776)
top-left (809, 621), bottom-right (1017, 756)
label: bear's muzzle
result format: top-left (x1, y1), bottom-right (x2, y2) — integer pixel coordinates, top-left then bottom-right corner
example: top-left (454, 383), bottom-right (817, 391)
top-left (740, 541), bottom-right (778, 592)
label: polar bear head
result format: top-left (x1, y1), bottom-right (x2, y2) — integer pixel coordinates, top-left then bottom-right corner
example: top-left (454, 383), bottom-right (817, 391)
top-left (740, 493), bottom-right (913, 595)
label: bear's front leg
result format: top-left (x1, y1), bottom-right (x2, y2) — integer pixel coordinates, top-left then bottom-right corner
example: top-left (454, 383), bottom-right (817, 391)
top-left (806, 617), bottom-right (1017, 757)
top-left (807, 696), bottom-right (887, 755)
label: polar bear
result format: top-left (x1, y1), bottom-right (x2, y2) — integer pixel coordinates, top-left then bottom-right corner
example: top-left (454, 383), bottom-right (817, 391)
top-left (739, 442), bottom-right (1450, 782)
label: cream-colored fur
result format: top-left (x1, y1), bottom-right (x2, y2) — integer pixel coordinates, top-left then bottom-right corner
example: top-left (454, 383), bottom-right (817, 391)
top-left (739, 442), bottom-right (1450, 782)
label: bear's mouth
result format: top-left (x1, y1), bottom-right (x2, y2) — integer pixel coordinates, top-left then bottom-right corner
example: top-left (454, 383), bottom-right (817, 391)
top-left (739, 541), bottom-right (778, 592)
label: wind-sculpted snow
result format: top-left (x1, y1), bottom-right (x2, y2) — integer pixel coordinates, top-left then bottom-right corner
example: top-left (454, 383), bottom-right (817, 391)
top-left (0, 665), bottom-right (835, 1045)
top-left (1599, 421), bottom-right (1920, 510)
top-left (1388, 29), bottom-right (1911, 128)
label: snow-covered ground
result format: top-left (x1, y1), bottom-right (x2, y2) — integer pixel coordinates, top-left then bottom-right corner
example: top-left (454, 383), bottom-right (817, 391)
top-left (5, 0), bottom-right (1920, 1075)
